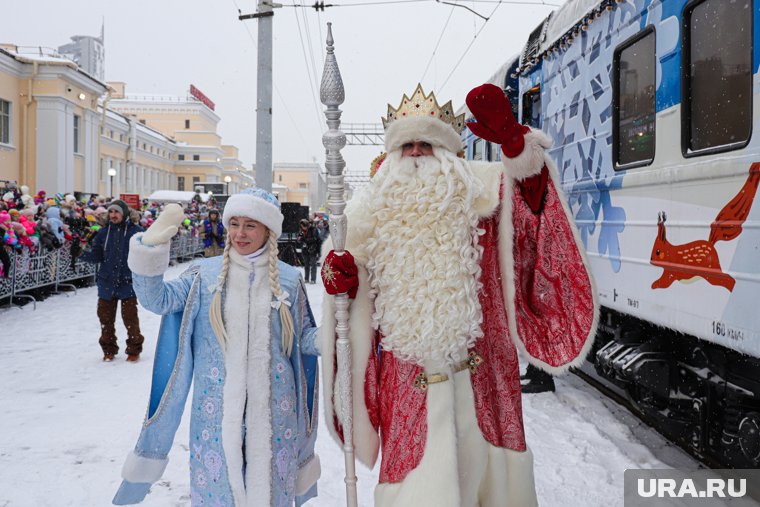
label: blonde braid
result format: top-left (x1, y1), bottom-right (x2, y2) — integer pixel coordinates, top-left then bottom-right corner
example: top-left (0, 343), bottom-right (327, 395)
top-left (209, 239), bottom-right (233, 348)
top-left (268, 230), bottom-right (295, 356)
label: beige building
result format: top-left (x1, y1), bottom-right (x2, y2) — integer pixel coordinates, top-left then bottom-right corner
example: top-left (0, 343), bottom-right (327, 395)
top-left (0, 45), bottom-right (107, 194)
top-left (0, 44), bottom-right (253, 199)
top-left (272, 162), bottom-right (326, 212)
top-left (106, 82), bottom-right (253, 196)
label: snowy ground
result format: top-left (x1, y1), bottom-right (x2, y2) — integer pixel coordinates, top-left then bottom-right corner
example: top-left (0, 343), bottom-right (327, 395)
top-left (0, 260), bottom-right (746, 506)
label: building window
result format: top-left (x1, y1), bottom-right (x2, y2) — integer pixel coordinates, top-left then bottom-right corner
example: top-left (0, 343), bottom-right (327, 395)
top-left (178, 176), bottom-right (185, 191)
top-left (73, 114), bottom-right (81, 153)
top-left (185, 119), bottom-right (190, 129)
top-left (521, 85), bottom-right (541, 129)
top-left (119, 133), bottom-right (124, 142)
top-left (279, 175), bottom-right (283, 182)
top-left (178, 154), bottom-right (185, 161)
top-left (192, 176), bottom-right (200, 190)
top-left (683, 0), bottom-right (752, 155)
top-left (614, 28), bottom-right (656, 169)
top-left (100, 158), bottom-right (106, 182)
top-left (299, 182), bottom-right (307, 189)
top-left (142, 142), bottom-right (146, 150)
top-left (193, 154), bottom-right (200, 161)
top-left (0, 99), bottom-right (10, 144)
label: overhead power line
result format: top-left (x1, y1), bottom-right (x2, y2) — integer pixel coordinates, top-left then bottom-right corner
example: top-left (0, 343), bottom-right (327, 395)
top-left (277, 0), bottom-right (561, 9)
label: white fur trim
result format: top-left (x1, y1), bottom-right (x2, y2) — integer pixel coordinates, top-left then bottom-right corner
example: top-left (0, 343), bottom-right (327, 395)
top-left (222, 260), bottom-right (252, 507)
top-left (221, 256), bottom-right (273, 507)
top-left (498, 156), bottom-right (599, 374)
top-left (222, 194), bottom-right (283, 237)
top-left (500, 129), bottom-right (553, 181)
top-left (320, 243), bottom-right (380, 468)
top-left (374, 360), bottom-right (461, 507)
top-left (469, 161), bottom-right (503, 218)
top-left (374, 370), bottom-right (538, 507)
top-left (245, 259), bottom-right (273, 507)
top-left (384, 116), bottom-right (463, 154)
top-left (127, 233), bottom-right (170, 277)
top-left (295, 454), bottom-right (321, 496)
top-left (121, 451), bottom-right (168, 483)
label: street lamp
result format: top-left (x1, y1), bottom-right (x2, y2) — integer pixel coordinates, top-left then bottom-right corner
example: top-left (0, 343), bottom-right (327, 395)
top-left (224, 175), bottom-right (232, 194)
top-left (108, 167), bottom-right (117, 197)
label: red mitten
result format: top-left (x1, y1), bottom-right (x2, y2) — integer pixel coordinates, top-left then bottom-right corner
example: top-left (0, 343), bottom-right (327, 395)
top-left (321, 249), bottom-right (359, 299)
top-left (466, 83), bottom-right (530, 158)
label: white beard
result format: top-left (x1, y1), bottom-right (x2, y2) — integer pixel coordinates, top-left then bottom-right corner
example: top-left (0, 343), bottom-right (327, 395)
top-left (364, 148), bottom-right (484, 368)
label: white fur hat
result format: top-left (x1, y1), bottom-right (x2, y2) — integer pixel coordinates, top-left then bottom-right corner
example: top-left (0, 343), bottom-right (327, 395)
top-left (384, 116), bottom-right (464, 154)
top-left (222, 188), bottom-right (283, 237)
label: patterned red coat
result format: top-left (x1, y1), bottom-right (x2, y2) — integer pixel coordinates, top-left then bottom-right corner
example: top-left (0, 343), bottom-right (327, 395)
top-left (320, 138), bottom-right (598, 485)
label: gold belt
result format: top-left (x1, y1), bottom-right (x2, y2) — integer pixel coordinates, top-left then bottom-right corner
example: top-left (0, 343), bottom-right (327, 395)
top-left (413, 351), bottom-right (484, 392)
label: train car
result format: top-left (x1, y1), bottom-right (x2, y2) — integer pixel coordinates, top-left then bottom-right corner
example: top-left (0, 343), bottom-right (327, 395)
top-left (464, 0), bottom-right (760, 468)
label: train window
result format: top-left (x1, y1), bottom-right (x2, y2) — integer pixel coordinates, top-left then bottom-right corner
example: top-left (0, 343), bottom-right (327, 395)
top-left (473, 138), bottom-right (484, 161)
top-left (683, 0), bottom-right (752, 155)
top-left (613, 28), bottom-right (656, 169)
top-left (521, 86), bottom-right (541, 129)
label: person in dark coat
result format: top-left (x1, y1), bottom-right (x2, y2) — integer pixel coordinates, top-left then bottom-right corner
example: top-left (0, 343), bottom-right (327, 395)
top-left (202, 208), bottom-right (224, 257)
top-left (297, 218), bottom-right (322, 284)
top-left (81, 199), bottom-right (145, 362)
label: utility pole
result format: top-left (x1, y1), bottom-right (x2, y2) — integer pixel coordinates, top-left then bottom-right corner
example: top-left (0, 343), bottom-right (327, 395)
top-left (240, 1), bottom-right (280, 192)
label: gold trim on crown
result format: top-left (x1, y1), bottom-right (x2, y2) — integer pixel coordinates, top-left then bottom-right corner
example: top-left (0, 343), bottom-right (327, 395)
top-left (382, 84), bottom-right (466, 135)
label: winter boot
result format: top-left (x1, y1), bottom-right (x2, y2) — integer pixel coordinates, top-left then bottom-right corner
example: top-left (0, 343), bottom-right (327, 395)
top-left (521, 364), bottom-right (555, 394)
top-left (103, 352), bottom-right (115, 362)
top-left (126, 354), bottom-right (140, 362)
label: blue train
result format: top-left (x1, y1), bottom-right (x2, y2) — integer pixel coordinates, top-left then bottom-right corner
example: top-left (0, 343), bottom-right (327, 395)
top-left (463, 0), bottom-right (760, 468)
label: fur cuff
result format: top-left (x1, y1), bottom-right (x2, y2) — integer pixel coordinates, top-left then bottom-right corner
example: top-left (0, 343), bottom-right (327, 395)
top-left (501, 129), bottom-right (552, 181)
top-left (121, 451), bottom-right (168, 484)
top-left (127, 233), bottom-right (170, 277)
top-left (295, 454), bottom-right (321, 496)
top-left (385, 116), bottom-right (464, 154)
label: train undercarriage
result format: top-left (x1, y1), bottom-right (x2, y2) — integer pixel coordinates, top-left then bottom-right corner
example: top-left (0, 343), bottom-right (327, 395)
top-left (589, 307), bottom-right (760, 469)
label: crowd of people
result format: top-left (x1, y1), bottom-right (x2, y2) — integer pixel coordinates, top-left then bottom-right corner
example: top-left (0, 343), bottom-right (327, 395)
top-left (0, 182), bottom-right (230, 278)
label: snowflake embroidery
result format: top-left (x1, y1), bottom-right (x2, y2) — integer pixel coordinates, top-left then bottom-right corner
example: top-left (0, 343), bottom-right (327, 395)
top-left (321, 261), bottom-right (336, 287)
top-left (204, 450), bottom-right (223, 480)
top-left (195, 469), bottom-right (208, 488)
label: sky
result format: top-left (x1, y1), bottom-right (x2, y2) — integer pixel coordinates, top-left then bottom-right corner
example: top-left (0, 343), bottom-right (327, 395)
top-left (3, 0), bottom-right (562, 180)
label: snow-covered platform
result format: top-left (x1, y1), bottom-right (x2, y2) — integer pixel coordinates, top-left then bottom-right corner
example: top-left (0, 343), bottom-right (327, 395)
top-left (0, 261), bottom-right (735, 506)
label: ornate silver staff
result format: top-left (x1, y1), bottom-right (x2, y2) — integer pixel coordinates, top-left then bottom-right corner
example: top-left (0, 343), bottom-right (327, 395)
top-left (320, 23), bottom-right (358, 507)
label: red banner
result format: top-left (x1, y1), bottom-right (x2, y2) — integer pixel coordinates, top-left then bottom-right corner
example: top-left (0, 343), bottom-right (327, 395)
top-left (190, 84), bottom-right (215, 111)
top-left (120, 193), bottom-right (141, 210)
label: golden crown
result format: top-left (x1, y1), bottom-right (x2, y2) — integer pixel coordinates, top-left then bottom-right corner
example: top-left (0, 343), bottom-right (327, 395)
top-left (382, 84), bottom-right (466, 134)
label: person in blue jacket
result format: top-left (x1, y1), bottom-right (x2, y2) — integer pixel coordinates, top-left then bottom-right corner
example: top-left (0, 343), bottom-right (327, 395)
top-left (81, 199), bottom-right (144, 362)
top-left (203, 208), bottom-right (225, 257)
top-left (113, 188), bottom-right (321, 507)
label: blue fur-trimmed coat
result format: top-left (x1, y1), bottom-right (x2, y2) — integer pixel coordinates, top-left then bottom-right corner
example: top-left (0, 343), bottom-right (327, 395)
top-left (113, 235), bottom-right (320, 507)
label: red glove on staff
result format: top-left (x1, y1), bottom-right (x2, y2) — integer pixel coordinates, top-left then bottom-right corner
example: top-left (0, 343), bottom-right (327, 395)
top-left (321, 249), bottom-right (359, 299)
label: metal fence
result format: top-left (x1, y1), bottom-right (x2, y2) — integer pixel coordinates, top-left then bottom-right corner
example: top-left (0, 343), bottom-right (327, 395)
top-left (1, 233), bottom-right (205, 310)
